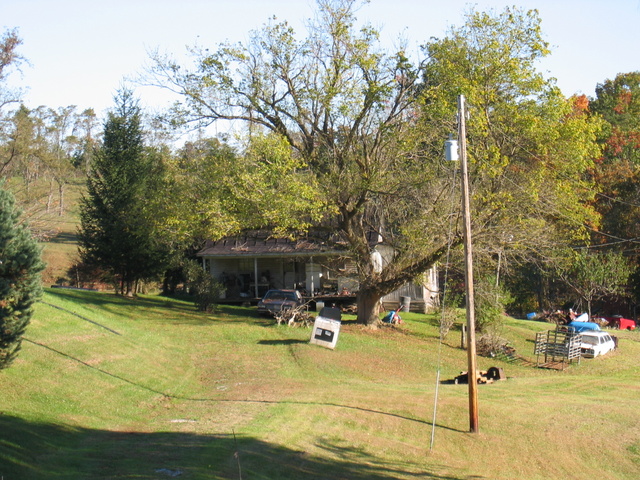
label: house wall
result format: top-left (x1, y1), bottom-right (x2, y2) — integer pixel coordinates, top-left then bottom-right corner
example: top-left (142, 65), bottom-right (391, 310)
top-left (381, 279), bottom-right (438, 314)
top-left (373, 244), bottom-right (440, 313)
top-left (382, 283), bottom-right (423, 306)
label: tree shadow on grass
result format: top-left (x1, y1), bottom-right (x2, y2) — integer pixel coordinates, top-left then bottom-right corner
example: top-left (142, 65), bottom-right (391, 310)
top-left (44, 288), bottom-right (321, 329)
top-left (0, 414), bottom-right (479, 480)
top-left (258, 339), bottom-right (308, 346)
top-left (43, 288), bottom-right (225, 328)
top-left (44, 288), bottom-right (278, 327)
top-left (47, 231), bottom-right (78, 244)
top-left (45, 288), bottom-right (195, 313)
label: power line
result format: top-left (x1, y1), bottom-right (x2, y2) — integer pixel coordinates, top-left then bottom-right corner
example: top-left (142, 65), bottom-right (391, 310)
top-left (595, 191), bottom-right (640, 208)
top-left (430, 161), bottom-right (459, 450)
top-left (499, 174), bottom-right (640, 248)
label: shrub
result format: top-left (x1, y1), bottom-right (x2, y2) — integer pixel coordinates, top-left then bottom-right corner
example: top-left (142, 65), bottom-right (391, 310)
top-left (475, 276), bottom-right (513, 333)
top-left (183, 260), bottom-right (225, 312)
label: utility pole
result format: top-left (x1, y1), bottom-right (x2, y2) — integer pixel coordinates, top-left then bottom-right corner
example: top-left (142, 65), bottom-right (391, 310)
top-left (458, 94), bottom-right (479, 433)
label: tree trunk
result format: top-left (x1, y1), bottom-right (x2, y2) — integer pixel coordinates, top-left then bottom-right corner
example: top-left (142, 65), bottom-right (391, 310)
top-left (357, 288), bottom-right (383, 326)
top-left (46, 179), bottom-right (54, 213)
top-left (125, 278), bottom-right (135, 297)
top-left (58, 181), bottom-right (64, 216)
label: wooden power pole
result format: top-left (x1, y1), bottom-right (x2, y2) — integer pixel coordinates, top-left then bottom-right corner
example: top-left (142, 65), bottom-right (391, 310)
top-left (458, 94), bottom-right (479, 433)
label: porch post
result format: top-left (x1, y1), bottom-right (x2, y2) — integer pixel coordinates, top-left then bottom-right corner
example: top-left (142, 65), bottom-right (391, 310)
top-left (310, 257), bottom-right (315, 297)
top-left (254, 258), bottom-right (259, 298)
top-left (280, 258), bottom-right (285, 288)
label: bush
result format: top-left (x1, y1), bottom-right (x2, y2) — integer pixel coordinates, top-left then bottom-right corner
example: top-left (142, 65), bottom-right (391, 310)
top-left (438, 306), bottom-right (463, 340)
top-left (475, 276), bottom-right (513, 333)
top-left (183, 260), bottom-right (225, 312)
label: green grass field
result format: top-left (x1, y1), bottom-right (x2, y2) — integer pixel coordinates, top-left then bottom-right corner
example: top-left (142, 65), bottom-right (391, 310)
top-left (1, 288), bottom-right (639, 479)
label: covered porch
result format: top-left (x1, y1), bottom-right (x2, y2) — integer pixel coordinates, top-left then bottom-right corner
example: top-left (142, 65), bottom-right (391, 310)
top-left (201, 254), bottom-right (342, 300)
top-left (196, 232), bottom-right (439, 313)
top-left (196, 233), bottom-right (348, 301)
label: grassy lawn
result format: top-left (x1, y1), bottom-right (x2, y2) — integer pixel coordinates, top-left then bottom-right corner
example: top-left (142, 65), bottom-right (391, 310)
top-left (1, 288), bottom-right (639, 479)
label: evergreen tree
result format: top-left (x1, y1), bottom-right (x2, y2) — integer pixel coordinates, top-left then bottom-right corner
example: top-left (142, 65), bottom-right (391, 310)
top-left (0, 185), bottom-right (44, 370)
top-left (78, 89), bottom-right (168, 296)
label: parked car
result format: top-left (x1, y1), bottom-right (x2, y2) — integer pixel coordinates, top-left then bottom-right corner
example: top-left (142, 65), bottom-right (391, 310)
top-left (257, 289), bottom-right (303, 316)
top-left (579, 330), bottom-right (616, 358)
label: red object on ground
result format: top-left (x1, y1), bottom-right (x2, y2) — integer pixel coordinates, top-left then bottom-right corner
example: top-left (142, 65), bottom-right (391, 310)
top-left (604, 316), bottom-right (636, 330)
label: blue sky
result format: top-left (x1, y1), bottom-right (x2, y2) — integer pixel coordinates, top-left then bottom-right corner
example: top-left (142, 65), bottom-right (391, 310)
top-left (2, 0), bottom-right (640, 115)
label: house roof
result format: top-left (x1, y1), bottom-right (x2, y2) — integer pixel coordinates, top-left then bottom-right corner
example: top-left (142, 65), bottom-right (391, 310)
top-left (197, 231), bottom-right (346, 258)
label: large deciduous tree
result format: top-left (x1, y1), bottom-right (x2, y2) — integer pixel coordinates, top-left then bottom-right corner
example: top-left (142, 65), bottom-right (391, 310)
top-left (0, 28), bottom-right (26, 177)
top-left (78, 89), bottom-right (168, 296)
top-left (0, 28), bottom-right (26, 183)
top-left (590, 73), bottom-right (640, 243)
top-left (589, 72), bottom-right (640, 305)
top-left (156, 133), bottom-right (325, 250)
top-left (421, 8), bottom-right (603, 313)
top-left (0, 184), bottom-right (44, 369)
top-left (0, 28), bottom-right (24, 111)
top-left (146, 1), bottom-right (601, 325)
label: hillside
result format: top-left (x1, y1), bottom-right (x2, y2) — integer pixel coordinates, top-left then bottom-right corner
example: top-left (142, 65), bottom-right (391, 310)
top-left (1, 288), bottom-right (638, 479)
top-left (36, 181), bottom-right (84, 285)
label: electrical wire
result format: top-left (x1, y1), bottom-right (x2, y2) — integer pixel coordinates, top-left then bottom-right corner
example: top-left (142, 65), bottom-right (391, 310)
top-left (429, 166), bottom-right (459, 452)
top-left (500, 173), bottom-right (640, 248)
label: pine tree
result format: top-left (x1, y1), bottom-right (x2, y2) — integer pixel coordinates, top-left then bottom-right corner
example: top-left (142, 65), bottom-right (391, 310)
top-left (78, 89), bottom-right (168, 296)
top-left (0, 185), bottom-right (44, 370)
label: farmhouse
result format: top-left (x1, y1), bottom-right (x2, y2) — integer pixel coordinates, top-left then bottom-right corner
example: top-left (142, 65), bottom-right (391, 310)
top-left (196, 230), bottom-right (439, 313)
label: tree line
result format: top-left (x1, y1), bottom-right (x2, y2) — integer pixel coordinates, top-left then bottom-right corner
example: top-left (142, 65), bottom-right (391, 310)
top-left (1, 0), bottom-right (640, 359)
